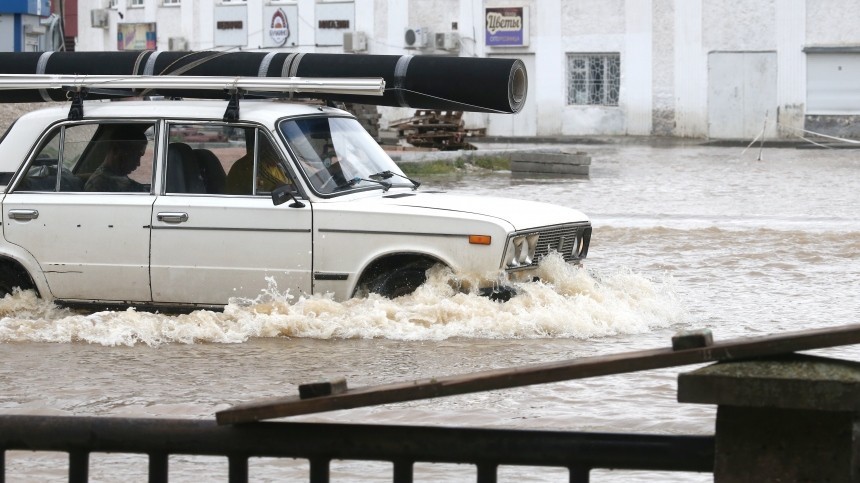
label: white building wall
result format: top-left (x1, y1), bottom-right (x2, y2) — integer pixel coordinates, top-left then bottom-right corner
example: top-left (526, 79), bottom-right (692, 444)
top-left (155, 2), bottom-right (183, 50)
top-left (560, 0), bottom-right (626, 135)
top-left (702, 0), bottom-right (776, 51)
top-left (775, 0), bottom-right (805, 136)
top-left (674, 0), bottom-right (707, 137)
top-left (624, 0), bottom-right (653, 136)
top-left (68, 0), bottom-right (860, 139)
top-left (533, 0), bottom-right (562, 136)
top-left (806, 0), bottom-right (860, 45)
top-left (651, 0), bottom-right (675, 136)
top-left (482, 0), bottom-right (537, 136)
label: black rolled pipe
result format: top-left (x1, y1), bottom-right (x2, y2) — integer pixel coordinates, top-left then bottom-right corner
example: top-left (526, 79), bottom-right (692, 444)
top-left (0, 51), bottom-right (527, 113)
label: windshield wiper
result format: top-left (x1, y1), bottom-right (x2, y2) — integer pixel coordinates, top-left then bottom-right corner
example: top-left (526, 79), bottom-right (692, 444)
top-left (334, 176), bottom-right (392, 192)
top-left (369, 170), bottom-right (421, 190)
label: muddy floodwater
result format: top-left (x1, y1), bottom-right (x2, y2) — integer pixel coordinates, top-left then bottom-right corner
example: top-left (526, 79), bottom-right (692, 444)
top-left (1, 141), bottom-right (858, 482)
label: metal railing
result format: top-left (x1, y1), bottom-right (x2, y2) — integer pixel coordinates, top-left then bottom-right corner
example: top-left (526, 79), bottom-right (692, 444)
top-left (0, 415), bottom-right (713, 483)
top-left (5, 324), bottom-right (860, 482)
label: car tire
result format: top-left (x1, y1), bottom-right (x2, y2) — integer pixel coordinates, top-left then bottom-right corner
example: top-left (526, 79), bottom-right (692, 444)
top-left (0, 265), bottom-right (33, 298)
top-left (364, 262), bottom-right (432, 298)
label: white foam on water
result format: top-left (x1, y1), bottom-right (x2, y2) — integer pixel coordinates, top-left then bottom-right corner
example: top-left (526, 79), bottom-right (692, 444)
top-left (0, 254), bottom-right (688, 346)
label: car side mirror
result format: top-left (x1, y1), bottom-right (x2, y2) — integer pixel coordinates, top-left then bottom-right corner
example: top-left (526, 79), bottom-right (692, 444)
top-left (271, 185), bottom-right (305, 208)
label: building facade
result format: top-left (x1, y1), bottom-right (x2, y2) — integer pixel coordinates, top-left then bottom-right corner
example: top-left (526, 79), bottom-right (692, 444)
top-left (0, 0), bottom-right (62, 52)
top-left (60, 1), bottom-right (860, 139)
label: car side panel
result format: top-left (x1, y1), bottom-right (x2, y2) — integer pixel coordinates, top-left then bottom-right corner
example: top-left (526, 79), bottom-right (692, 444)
top-left (2, 193), bottom-right (155, 302)
top-left (0, 213), bottom-right (53, 299)
top-left (150, 195), bottom-right (313, 305)
top-left (312, 202), bottom-right (511, 299)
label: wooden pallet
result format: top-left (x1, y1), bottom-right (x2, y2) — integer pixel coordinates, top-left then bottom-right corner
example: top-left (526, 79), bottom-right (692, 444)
top-left (391, 110), bottom-right (482, 151)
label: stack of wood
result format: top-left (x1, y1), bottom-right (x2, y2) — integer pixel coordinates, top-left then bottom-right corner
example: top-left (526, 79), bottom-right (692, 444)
top-left (391, 110), bottom-right (485, 151)
top-left (343, 103), bottom-right (381, 142)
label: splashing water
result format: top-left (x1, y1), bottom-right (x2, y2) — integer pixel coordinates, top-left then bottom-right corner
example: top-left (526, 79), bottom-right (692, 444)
top-left (0, 254), bottom-right (687, 347)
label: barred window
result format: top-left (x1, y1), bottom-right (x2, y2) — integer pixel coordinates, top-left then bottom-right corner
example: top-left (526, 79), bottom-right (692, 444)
top-left (567, 53), bottom-right (620, 106)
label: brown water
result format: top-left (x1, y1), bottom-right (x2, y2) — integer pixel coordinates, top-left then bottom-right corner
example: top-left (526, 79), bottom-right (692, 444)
top-left (2, 142), bottom-right (858, 482)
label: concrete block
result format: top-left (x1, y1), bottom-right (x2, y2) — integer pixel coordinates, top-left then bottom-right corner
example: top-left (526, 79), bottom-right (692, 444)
top-left (678, 354), bottom-right (860, 482)
top-left (678, 354), bottom-right (860, 411)
top-left (510, 150), bottom-right (591, 176)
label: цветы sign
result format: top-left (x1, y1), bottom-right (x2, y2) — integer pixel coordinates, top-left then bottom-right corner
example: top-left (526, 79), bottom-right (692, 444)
top-left (485, 7), bottom-right (528, 47)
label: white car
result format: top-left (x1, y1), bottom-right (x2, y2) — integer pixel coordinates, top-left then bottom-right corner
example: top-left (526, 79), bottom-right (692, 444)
top-left (0, 99), bottom-right (590, 309)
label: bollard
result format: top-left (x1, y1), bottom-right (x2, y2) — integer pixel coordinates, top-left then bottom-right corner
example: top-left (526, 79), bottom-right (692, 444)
top-left (678, 353), bottom-right (860, 482)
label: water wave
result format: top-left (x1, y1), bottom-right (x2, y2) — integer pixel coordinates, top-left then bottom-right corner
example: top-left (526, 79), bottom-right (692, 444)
top-left (0, 254), bottom-right (688, 347)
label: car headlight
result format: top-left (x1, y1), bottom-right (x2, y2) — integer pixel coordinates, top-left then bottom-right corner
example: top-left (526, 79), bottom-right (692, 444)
top-left (504, 233), bottom-right (540, 269)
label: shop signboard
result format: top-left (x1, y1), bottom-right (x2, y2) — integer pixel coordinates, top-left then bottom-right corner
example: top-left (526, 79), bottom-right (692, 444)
top-left (117, 23), bottom-right (156, 51)
top-left (263, 5), bottom-right (299, 48)
top-left (315, 1), bottom-right (354, 46)
top-left (214, 4), bottom-right (248, 47)
top-left (485, 6), bottom-right (529, 47)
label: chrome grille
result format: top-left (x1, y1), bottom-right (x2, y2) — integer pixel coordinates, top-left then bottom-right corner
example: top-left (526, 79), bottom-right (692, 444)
top-left (522, 223), bottom-right (591, 268)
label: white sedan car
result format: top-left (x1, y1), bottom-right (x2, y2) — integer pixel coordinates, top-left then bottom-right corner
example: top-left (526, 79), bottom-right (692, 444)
top-left (0, 100), bottom-right (590, 309)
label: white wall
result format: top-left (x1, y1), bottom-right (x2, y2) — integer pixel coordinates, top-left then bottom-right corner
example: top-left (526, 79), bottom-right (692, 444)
top-left (559, 0), bottom-right (626, 136)
top-left (624, 0), bottom-right (653, 135)
top-left (69, 0), bottom-right (860, 139)
top-left (775, 0), bottom-right (805, 136)
top-left (674, 0), bottom-right (707, 137)
top-left (651, 0), bottom-right (675, 136)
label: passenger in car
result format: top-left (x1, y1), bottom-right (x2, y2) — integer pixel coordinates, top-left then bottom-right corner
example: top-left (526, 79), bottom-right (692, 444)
top-left (226, 131), bottom-right (291, 195)
top-left (84, 126), bottom-right (150, 193)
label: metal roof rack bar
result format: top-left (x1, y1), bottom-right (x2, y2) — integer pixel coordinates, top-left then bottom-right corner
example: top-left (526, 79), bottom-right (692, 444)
top-left (0, 74), bottom-right (386, 97)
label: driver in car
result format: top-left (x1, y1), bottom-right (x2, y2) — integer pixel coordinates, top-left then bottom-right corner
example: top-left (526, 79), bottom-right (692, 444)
top-left (84, 126), bottom-right (149, 193)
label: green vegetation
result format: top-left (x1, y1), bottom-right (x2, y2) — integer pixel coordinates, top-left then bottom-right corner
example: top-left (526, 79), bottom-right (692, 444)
top-left (472, 156), bottom-right (511, 171)
top-left (399, 155), bottom-right (511, 176)
top-left (400, 159), bottom-right (465, 176)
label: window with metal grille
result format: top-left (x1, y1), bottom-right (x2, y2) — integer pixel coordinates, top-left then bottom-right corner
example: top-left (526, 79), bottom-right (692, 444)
top-left (566, 53), bottom-right (620, 106)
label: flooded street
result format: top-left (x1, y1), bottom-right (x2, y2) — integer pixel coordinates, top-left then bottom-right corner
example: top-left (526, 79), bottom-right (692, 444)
top-left (2, 141), bottom-right (859, 482)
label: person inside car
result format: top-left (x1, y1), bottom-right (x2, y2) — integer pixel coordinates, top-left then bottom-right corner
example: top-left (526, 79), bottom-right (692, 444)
top-left (84, 126), bottom-right (150, 193)
top-left (226, 130), bottom-right (292, 195)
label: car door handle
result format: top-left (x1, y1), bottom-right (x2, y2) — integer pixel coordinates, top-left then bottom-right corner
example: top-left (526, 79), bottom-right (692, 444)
top-left (157, 212), bottom-right (189, 224)
top-left (7, 209), bottom-right (39, 221)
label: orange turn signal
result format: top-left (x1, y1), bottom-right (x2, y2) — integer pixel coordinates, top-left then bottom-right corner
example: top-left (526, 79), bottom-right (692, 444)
top-left (468, 235), bottom-right (492, 245)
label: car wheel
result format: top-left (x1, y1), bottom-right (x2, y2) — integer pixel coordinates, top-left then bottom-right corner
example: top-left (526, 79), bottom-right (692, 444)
top-left (365, 262), bottom-right (432, 298)
top-left (0, 266), bottom-right (32, 298)
top-left (0, 280), bottom-right (13, 298)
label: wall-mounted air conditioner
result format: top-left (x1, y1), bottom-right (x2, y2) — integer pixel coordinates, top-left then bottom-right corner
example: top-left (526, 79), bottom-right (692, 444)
top-left (91, 9), bottom-right (109, 29)
top-left (404, 27), bottom-right (430, 49)
top-left (169, 37), bottom-right (189, 51)
top-left (24, 24), bottom-right (47, 36)
top-left (435, 32), bottom-right (460, 51)
top-left (343, 31), bottom-right (367, 53)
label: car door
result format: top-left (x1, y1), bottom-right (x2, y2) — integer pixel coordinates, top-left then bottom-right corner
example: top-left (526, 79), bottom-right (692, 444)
top-left (2, 121), bottom-right (157, 302)
top-left (149, 123), bottom-right (312, 306)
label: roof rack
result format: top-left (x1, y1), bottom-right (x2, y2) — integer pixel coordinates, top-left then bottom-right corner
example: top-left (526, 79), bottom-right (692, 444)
top-left (0, 74), bottom-right (386, 121)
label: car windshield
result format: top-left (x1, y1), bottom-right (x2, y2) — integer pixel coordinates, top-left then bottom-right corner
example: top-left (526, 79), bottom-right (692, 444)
top-left (280, 116), bottom-right (408, 195)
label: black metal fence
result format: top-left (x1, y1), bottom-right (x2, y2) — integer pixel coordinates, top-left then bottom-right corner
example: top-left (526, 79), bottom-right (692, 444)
top-left (9, 325), bottom-right (857, 482)
top-left (0, 415), bottom-right (713, 482)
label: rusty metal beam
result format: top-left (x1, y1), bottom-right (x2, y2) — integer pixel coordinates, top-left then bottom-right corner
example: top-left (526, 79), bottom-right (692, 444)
top-left (216, 324), bottom-right (860, 423)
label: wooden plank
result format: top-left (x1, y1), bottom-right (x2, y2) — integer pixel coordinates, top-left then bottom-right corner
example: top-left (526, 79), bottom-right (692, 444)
top-left (216, 324), bottom-right (860, 424)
